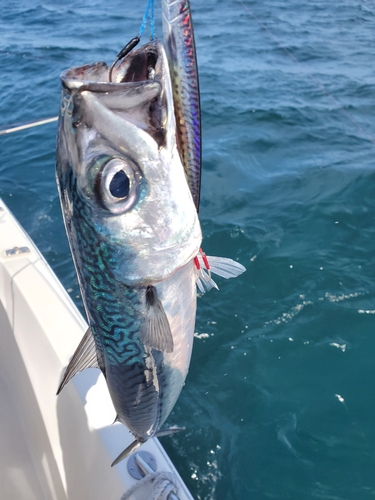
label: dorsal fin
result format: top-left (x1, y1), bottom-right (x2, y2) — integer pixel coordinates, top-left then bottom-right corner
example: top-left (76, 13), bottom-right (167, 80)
top-left (57, 326), bottom-right (102, 395)
top-left (139, 286), bottom-right (174, 353)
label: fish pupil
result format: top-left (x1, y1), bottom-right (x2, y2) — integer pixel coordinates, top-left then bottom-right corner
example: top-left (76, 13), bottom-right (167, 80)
top-left (110, 170), bottom-right (130, 198)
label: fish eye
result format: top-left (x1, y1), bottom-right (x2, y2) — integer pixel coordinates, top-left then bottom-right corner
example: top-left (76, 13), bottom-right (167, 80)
top-left (109, 170), bottom-right (130, 198)
top-left (94, 157), bottom-right (141, 214)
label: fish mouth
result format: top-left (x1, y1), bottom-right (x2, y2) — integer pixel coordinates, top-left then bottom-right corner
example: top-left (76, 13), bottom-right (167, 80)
top-left (110, 42), bottom-right (158, 84)
top-left (61, 40), bottom-right (161, 89)
top-left (60, 40), bottom-right (168, 148)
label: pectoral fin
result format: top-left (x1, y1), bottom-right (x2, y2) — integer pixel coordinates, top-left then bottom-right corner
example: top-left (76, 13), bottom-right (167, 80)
top-left (57, 326), bottom-right (103, 395)
top-left (139, 285), bottom-right (174, 353)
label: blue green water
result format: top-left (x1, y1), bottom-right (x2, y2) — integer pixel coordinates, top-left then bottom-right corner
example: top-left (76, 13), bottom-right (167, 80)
top-left (1, 1), bottom-right (375, 499)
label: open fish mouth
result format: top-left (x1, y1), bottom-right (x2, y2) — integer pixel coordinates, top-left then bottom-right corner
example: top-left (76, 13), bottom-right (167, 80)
top-left (60, 40), bottom-right (169, 150)
top-left (62, 40), bottom-right (160, 85)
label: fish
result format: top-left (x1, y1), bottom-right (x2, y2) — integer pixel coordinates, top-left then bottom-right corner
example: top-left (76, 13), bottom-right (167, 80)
top-left (56, 0), bottom-right (246, 467)
top-left (56, 39), bottom-right (203, 465)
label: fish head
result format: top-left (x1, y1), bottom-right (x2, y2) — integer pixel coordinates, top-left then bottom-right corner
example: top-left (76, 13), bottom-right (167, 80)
top-left (56, 40), bottom-right (202, 286)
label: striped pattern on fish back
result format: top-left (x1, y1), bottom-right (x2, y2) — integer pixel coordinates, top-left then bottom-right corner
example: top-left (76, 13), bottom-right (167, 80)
top-left (64, 171), bottom-right (164, 437)
top-left (162, 0), bottom-right (202, 211)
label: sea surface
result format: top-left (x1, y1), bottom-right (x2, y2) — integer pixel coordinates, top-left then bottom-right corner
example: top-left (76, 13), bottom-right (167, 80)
top-left (1, 1), bottom-right (375, 499)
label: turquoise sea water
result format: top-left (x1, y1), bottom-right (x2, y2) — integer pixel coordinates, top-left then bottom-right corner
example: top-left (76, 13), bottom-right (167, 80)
top-left (1, 1), bottom-right (375, 499)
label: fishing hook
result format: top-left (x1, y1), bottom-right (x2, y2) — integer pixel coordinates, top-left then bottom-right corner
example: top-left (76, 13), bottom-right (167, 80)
top-left (108, 36), bottom-right (140, 82)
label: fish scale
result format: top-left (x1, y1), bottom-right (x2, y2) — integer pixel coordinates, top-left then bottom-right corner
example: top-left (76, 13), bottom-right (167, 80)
top-left (70, 184), bottom-right (147, 367)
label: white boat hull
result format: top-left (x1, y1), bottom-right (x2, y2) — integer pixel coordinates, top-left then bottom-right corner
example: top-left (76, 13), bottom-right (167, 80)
top-left (0, 199), bottom-right (193, 500)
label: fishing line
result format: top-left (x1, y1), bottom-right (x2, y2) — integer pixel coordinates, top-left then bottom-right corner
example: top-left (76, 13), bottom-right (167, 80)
top-left (108, 0), bottom-right (155, 82)
top-left (139, 0), bottom-right (155, 40)
top-left (150, 0), bottom-right (155, 40)
top-left (237, 0), bottom-right (375, 146)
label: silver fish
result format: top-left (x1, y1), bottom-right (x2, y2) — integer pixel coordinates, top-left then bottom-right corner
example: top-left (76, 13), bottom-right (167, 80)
top-left (56, 40), bottom-right (202, 465)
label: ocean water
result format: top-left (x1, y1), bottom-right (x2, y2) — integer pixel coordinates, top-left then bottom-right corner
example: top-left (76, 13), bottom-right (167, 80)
top-left (1, 1), bottom-right (375, 499)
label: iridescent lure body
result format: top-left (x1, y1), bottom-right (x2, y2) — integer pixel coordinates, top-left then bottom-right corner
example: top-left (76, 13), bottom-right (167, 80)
top-left (162, 0), bottom-right (202, 210)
